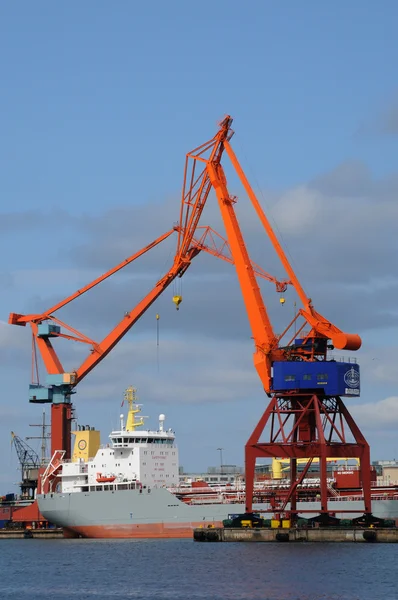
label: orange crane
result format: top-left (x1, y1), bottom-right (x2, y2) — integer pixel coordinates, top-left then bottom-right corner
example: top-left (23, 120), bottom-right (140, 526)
top-left (9, 116), bottom-right (371, 522)
top-left (176, 116), bottom-right (370, 522)
top-left (8, 117), bottom-right (289, 460)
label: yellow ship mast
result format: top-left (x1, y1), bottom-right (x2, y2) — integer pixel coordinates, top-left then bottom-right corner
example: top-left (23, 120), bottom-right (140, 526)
top-left (125, 386), bottom-right (145, 431)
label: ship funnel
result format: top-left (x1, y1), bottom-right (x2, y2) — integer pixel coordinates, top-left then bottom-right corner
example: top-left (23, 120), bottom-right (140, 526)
top-left (159, 414), bottom-right (165, 432)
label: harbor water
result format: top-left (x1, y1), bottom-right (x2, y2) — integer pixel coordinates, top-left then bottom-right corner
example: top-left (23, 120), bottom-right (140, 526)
top-left (1, 538), bottom-right (397, 599)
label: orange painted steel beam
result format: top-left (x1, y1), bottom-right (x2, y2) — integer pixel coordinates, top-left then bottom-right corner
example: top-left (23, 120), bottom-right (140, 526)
top-left (207, 162), bottom-right (280, 392)
top-left (189, 225), bottom-right (290, 292)
top-left (223, 137), bottom-right (361, 352)
top-left (75, 247), bottom-right (199, 383)
top-left (175, 116), bottom-right (233, 264)
top-left (224, 139), bottom-right (310, 311)
top-left (9, 229), bottom-right (174, 327)
top-left (31, 322), bottom-right (64, 375)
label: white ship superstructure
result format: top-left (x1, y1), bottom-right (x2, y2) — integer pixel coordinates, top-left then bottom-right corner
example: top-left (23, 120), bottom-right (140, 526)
top-left (60, 387), bottom-right (179, 493)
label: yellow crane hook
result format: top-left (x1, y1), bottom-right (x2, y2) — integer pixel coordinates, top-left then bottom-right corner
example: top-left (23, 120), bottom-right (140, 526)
top-left (173, 295), bottom-right (182, 310)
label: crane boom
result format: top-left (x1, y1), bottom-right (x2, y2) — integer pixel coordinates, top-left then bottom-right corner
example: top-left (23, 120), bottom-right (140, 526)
top-left (207, 162), bottom-right (281, 391)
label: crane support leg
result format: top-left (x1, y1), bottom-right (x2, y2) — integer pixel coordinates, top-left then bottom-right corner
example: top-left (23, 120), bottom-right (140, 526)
top-left (337, 396), bottom-right (372, 513)
top-left (51, 403), bottom-right (73, 459)
top-left (244, 397), bottom-right (278, 513)
top-left (244, 393), bottom-right (371, 518)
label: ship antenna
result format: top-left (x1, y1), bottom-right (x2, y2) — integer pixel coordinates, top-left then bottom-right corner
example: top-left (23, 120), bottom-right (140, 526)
top-left (125, 386), bottom-right (145, 431)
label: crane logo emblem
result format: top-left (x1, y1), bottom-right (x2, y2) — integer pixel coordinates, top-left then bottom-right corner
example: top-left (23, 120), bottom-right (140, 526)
top-left (344, 367), bottom-right (360, 388)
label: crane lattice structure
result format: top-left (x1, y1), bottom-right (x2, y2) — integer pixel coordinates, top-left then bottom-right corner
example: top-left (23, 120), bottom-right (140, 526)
top-left (11, 432), bottom-right (40, 498)
top-left (9, 116), bottom-right (370, 520)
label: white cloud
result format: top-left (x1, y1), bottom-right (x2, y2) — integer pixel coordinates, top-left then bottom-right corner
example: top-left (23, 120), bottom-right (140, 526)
top-left (350, 396), bottom-right (398, 430)
top-left (0, 321), bottom-right (30, 352)
top-left (271, 185), bottom-right (322, 235)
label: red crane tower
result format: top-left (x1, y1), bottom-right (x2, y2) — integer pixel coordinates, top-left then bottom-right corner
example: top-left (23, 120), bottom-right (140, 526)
top-left (9, 116), bottom-right (370, 521)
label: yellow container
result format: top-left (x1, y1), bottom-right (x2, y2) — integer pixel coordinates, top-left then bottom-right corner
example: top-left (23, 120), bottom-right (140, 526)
top-left (282, 519), bottom-right (291, 529)
top-left (271, 519), bottom-right (280, 529)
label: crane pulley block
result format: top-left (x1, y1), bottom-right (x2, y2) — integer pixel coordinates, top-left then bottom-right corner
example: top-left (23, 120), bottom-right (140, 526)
top-left (172, 295), bottom-right (182, 310)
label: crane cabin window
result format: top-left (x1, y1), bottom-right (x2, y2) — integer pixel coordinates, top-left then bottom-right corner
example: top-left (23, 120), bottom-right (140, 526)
top-left (284, 375), bottom-right (296, 382)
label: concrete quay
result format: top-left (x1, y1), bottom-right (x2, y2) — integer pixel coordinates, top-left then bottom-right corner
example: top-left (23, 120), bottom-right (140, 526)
top-left (194, 527), bottom-right (398, 543)
top-left (0, 528), bottom-right (64, 539)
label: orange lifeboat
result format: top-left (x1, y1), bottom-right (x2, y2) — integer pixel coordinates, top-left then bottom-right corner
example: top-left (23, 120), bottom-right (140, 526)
top-left (96, 473), bottom-right (116, 483)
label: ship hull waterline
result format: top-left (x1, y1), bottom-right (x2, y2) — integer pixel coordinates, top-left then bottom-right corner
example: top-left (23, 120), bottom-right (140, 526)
top-left (38, 487), bottom-right (398, 539)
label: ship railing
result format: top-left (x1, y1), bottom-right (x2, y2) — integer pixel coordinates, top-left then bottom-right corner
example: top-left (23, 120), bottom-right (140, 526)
top-left (173, 480), bottom-right (337, 495)
top-left (61, 458), bottom-right (87, 465)
top-left (62, 480), bottom-right (141, 494)
top-left (326, 493), bottom-right (398, 502)
top-left (173, 486), bottom-right (240, 494)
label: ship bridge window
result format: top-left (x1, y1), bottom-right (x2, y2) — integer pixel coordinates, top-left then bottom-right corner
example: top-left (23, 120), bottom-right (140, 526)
top-left (117, 438), bottom-right (122, 444)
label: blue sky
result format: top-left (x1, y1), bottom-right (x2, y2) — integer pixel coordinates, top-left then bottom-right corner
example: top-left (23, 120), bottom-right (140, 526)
top-left (1, 1), bottom-right (398, 493)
